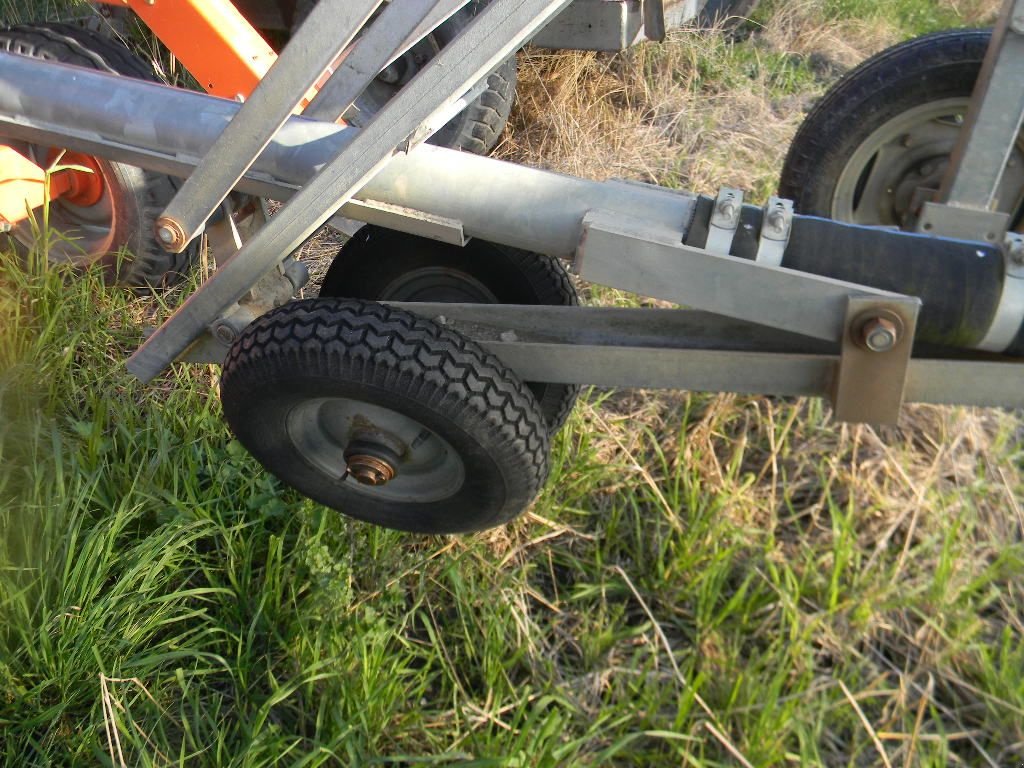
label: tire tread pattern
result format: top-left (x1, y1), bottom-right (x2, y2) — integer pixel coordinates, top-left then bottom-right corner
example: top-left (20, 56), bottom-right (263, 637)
top-left (320, 229), bottom-right (580, 433)
top-left (222, 298), bottom-right (550, 532)
top-left (431, 58), bottom-right (517, 155)
top-left (495, 245), bottom-right (580, 432)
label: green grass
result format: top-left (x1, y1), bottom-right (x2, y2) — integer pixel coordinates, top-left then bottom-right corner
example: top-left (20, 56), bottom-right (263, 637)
top-left (3, 0), bottom-right (1024, 765)
top-left (3, 249), bottom-right (1023, 765)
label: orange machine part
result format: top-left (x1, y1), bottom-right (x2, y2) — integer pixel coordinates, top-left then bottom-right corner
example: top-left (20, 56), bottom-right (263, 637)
top-left (96, 0), bottom-right (278, 99)
top-left (46, 149), bottom-right (106, 207)
top-left (0, 146), bottom-right (77, 226)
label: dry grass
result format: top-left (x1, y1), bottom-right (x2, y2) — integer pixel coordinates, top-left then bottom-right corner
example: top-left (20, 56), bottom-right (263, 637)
top-left (494, 2), bottom-right (1023, 762)
top-left (500, 24), bottom-right (810, 192)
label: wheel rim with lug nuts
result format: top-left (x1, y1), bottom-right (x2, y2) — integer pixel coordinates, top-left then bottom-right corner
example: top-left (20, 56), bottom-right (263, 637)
top-left (832, 99), bottom-right (1024, 227)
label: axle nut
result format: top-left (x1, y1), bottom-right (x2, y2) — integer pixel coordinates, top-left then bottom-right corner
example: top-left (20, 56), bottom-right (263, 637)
top-left (862, 316), bottom-right (899, 352)
top-left (346, 454), bottom-right (396, 486)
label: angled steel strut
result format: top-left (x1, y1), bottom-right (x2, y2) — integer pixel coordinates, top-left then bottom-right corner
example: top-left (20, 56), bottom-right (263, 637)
top-left (128, 0), bottom-right (575, 383)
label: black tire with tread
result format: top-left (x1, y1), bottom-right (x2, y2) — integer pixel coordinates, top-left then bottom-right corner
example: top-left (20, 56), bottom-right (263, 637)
top-left (779, 28), bottom-right (992, 219)
top-left (430, 55), bottom-right (516, 155)
top-left (291, 1), bottom-right (515, 155)
top-left (319, 226), bottom-right (580, 433)
top-left (221, 298), bottom-right (550, 534)
top-left (0, 23), bottom-right (196, 288)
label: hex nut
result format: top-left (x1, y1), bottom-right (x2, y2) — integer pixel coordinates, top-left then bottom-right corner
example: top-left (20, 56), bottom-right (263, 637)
top-left (861, 316), bottom-right (899, 352)
top-left (154, 217), bottom-right (187, 252)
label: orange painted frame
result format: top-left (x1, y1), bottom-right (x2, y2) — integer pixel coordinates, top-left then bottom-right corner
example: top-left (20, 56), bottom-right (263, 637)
top-left (94, 0), bottom-right (278, 99)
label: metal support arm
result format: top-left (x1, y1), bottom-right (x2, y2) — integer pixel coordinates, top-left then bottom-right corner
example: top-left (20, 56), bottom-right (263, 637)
top-left (180, 303), bottom-right (1024, 420)
top-left (127, 0), bottom-right (574, 384)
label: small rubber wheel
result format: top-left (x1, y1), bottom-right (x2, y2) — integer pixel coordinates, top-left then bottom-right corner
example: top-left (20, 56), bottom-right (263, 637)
top-left (0, 23), bottom-right (197, 288)
top-left (294, 1), bottom-right (515, 155)
top-left (220, 298), bottom-right (550, 534)
top-left (778, 28), bottom-right (1024, 228)
top-left (319, 226), bottom-right (580, 433)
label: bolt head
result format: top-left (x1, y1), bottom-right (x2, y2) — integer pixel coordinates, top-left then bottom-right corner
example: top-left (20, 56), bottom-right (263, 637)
top-left (862, 317), bottom-right (899, 352)
top-left (767, 212), bottom-right (787, 234)
top-left (212, 323), bottom-right (236, 344)
top-left (157, 225), bottom-right (176, 244)
top-left (1008, 239), bottom-right (1024, 265)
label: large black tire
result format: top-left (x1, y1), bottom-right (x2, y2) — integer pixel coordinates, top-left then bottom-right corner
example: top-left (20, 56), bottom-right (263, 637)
top-left (778, 29), bottom-right (1024, 229)
top-left (221, 299), bottom-right (550, 534)
top-left (0, 23), bottom-right (196, 288)
top-left (319, 226), bottom-right (580, 434)
top-left (293, 1), bottom-right (515, 155)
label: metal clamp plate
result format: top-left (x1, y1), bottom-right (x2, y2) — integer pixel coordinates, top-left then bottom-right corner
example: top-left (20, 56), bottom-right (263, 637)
top-left (755, 196), bottom-right (792, 267)
top-left (705, 187), bottom-right (742, 255)
top-left (977, 233), bottom-right (1024, 351)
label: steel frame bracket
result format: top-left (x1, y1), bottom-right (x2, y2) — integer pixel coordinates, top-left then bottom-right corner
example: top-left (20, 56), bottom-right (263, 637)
top-left (574, 209), bottom-right (911, 343)
top-left (126, 0), bottom-right (574, 384)
top-left (178, 302), bottom-right (1024, 416)
top-left (917, 201), bottom-right (1010, 244)
top-left (329, 200), bottom-right (467, 245)
top-left (154, 0), bottom-right (386, 252)
top-left (934, 0), bottom-right (1024, 215)
top-left (831, 294), bottom-right (920, 424)
top-left (574, 209), bottom-right (921, 423)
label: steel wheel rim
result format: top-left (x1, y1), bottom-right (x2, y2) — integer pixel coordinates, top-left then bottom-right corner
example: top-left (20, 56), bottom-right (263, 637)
top-left (379, 266), bottom-right (501, 303)
top-left (9, 142), bottom-right (118, 263)
top-left (286, 397), bottom-right (466, 503)
top-left (832, 98), bottom-right (1024, 226)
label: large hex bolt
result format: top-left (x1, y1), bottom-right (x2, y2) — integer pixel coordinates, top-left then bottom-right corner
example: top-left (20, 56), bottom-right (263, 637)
top-left (861, 316), bottom-right (899, 352)
top-left (154, 217), bottom-right (188, 252)
top-left (211, 320), bottom-right (238, 346)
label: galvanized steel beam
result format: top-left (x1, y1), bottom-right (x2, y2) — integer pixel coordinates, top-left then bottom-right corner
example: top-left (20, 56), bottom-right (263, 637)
top-left (127, 0), bottom-right (575, 383)
top-left (155, 0), bottom-right (384, 251)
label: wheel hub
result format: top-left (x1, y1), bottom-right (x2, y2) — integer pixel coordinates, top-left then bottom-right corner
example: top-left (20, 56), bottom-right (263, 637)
top-left (344, 452), bottom-right (396, 486)
top-left (380, 266), bottom-right (501, 303)
top-left (286, 398), bottom-right (467, 502)
top-left (47, 148), bottom-right (106, 207)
